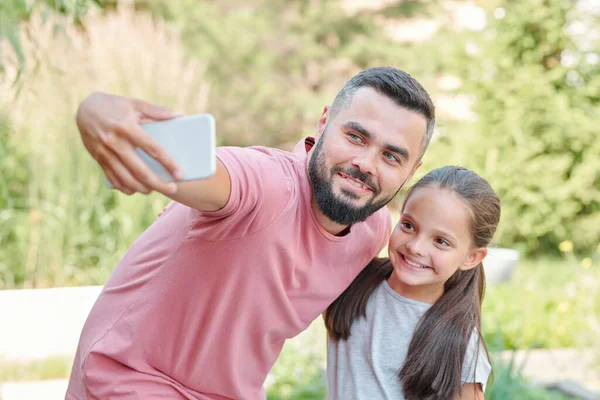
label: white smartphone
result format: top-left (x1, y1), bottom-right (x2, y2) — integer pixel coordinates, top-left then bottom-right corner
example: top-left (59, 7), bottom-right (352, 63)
top-left (106, 114), bottom-right (216, 188)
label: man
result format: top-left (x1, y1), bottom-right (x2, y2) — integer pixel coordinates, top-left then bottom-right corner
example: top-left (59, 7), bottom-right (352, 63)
top-left (67, 67), bottom-right (435, 399)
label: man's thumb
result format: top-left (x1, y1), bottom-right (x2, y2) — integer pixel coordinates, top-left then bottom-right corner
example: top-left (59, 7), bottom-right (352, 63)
top-left (134, 99), bottom-right (184, 121)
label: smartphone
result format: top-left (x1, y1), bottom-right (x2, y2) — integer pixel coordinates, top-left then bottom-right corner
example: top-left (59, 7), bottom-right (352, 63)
top-left (106, 114), bottom-right (216, 188)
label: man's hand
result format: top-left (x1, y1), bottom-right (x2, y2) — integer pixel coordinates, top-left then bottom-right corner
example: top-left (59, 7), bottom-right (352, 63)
top-left (76, 92), bottom-right (184, 195)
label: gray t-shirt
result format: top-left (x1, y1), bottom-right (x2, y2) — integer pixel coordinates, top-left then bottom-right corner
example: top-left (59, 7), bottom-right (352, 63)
top-left (327, 280), bottom-right (491, 400)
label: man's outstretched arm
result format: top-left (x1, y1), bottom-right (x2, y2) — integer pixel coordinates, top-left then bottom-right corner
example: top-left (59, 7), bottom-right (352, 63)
top-left (76, 92), bottom-right (231, 211)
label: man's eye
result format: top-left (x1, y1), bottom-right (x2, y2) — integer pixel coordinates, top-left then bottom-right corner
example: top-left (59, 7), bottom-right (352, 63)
top-left (383, 152), bottom-right (398, 163)
top-left (348, 133), bottom-right (362, 142)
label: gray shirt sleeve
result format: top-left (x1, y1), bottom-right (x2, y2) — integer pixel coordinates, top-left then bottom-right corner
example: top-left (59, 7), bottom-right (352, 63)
top-left (461, 330), bottom-right (492, 392)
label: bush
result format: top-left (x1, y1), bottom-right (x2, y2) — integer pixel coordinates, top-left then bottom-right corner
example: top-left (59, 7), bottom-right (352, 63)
top-left (482, 257), bottom-right (599, 350)
top-left (0, 112), bottom-right (30, 287)
top-left (0, 8), bottom-right (208, 287)
top-left (486, 350), bottom-right (573, 400)
top-left (423, 0), bottom-right (600, 255)
top-left (267, 318), bottom-right (327, 399)
top-left (148, 0), bottom-right (432, 150)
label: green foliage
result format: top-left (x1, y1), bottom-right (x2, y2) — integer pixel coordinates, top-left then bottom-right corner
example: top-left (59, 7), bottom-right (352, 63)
top-left (147, 0), bottom-right (431, 149)
top-left (482, 257), bottom-right (599, 349)
top-left (0, 112), bottom-right (30, 286)
top-left (0, 0), bottom-right (103, 74)
top-left (267, 318), bottom-right (328, 399)
top-left (266, 351), bottom-right (327, 400)
top-left (0, 6), bottom-right (206, 288)
top-left (424, 0), bottom-right (600, 255)
top-left (486, 350), bottom-right (574, 400)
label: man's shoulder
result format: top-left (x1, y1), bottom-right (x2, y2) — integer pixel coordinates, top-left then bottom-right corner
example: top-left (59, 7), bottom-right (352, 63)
top-left (210, 145), bottom-right (301, 220)
top-left (214, 146), bottom-right (301, 191)
top-left (217, 144), bottom-right (302, 172)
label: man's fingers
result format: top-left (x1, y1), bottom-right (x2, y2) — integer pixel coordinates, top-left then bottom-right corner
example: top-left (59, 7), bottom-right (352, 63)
top-left (108, 138), bottom-right (177, 195)
top-left (133, 98), bottom-right (184, 121)
top-left (103, 165), bottom-right (124, 192)
top-left (110, 157), bottom-right (152, 195)
top-left (98, 146), bottom-right (152, 195)
top-left (100, 119), bottom-right (178, 195)
top-left (128, 123), bottom-right (184, 182)
top-left (103, 164), bottom-right (134, 195)
top-left (115, 120), bottom-right (183, 182)
top-left (131, 101), bottom-right (186, 181)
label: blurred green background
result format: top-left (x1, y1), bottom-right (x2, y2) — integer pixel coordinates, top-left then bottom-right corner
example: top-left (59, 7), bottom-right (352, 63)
top-left (1, 0), bottom-right (599, 398)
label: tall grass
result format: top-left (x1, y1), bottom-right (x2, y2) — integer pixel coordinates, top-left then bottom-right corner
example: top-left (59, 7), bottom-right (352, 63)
top-left (0, 9), bottom-right (209, 288)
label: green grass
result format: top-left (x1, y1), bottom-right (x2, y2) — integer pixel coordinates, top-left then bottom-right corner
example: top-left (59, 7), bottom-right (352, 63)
top-left (482, 257), bottom-right (600, 350)
top-left (486, 350), bottom-right (577, 400)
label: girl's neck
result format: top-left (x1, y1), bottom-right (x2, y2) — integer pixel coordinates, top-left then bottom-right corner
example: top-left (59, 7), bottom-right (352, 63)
top-left (386, 273), bottom-right (444, 304)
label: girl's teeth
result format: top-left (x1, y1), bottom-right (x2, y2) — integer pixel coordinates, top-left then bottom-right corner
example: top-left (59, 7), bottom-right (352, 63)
top-left (405, 256), bottom-right (427, 269)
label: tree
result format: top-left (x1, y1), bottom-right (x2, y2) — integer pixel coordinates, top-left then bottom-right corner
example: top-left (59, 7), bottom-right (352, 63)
top-left (430, 0), bottom-right (600, 254)
top-left (0, 0), bottom-right (103, 76)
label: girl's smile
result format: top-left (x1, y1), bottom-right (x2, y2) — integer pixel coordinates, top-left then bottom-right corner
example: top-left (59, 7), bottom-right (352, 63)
top-left (387, 185), bottom-right (486, 303)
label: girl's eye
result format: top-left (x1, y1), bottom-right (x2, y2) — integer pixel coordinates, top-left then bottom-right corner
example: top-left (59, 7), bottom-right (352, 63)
top-left (401, 221), bottom-right (414, 231)
top-left (436, 238), bottom-right (450, 247)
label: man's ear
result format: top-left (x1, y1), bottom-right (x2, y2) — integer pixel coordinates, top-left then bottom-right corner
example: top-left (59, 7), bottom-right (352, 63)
top-left (408, 160), bottom-right (422, 182)
top-left (400, 160), bottom-right (422, 190)
top-left (459, 247), bottom-right (487, 271)
top-left (315, 105), bottom-right (330, 140)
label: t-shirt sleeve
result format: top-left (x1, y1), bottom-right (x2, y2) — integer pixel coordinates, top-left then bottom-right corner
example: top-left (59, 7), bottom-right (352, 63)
top-left (461, 330), bottom-right (492, 392)
top-left (189, 146), bottom-right (293, 239)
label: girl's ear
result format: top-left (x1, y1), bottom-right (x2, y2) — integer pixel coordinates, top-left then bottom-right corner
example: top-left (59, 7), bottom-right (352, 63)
top-left (459, 247), bottom-right (487, 271)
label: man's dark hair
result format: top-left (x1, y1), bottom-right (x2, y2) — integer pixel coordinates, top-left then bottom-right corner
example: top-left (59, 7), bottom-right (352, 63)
top-left (330, 67), bottom-right (436, 157)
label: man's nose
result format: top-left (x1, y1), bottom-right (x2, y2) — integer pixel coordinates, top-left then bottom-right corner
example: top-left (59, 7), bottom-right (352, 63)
top-left (351, 150), bottom-right (377, 176)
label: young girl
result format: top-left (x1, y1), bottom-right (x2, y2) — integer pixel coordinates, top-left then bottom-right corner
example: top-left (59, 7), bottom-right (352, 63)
top-left (325, 166), bottom-right (500, 400)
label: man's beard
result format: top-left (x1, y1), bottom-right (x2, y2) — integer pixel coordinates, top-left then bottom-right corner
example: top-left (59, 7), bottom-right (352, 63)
top-left (308, 134), bottom-right (396, 226)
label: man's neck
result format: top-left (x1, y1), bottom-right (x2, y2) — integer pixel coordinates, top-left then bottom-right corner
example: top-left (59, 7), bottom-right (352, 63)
top-left (310, 197), bottom-right (351, 236)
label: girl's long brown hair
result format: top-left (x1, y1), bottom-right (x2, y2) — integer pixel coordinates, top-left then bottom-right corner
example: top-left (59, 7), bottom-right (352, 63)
top-left (324, 166), bottom-right (501, 399)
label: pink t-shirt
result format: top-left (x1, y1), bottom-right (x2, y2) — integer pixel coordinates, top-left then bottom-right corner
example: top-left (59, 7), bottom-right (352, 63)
top-left (66, 138), bottom-right (391, 400)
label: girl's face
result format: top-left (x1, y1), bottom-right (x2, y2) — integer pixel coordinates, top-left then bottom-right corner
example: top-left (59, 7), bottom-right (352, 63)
top-left (387, 185), bottom-right (487, 303)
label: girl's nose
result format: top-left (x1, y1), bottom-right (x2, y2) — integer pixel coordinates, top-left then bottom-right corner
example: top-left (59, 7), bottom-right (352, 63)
top-left (406, 237), bottom-right (426, 257)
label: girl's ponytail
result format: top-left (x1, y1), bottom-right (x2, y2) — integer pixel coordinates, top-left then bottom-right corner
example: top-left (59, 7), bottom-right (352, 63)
top-left (324, 258), bottom-right (393, 341)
